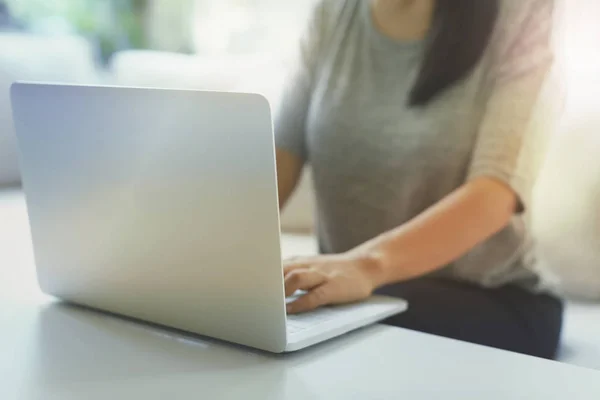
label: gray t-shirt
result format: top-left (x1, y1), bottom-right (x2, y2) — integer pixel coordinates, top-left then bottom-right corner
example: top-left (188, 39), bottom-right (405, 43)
top-left (275, 0), bottom-right (558, 288)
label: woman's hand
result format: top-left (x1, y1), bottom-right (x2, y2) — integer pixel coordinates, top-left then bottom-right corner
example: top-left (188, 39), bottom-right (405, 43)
top-left (283, 252), bottom-right (383, 314)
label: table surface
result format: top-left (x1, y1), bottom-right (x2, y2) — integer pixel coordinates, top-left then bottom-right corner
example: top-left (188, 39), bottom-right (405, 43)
top-left (2, 189), bottom-right (600, 400)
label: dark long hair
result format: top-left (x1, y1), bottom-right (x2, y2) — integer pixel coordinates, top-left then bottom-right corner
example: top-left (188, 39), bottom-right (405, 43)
top-left (409, 0), bottom-right (500, 106)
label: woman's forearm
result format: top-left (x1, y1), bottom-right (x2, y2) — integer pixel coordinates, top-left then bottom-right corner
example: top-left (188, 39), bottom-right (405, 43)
top-left (356, 177), bottom-right (519, 287)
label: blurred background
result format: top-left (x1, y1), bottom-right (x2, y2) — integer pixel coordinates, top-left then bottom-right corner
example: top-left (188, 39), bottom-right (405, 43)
top-left (1, 0), bottom-right (317, 58)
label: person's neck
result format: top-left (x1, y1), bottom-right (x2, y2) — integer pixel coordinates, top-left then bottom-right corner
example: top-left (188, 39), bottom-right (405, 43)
top-left (371, 0), bottom-right (435, 41)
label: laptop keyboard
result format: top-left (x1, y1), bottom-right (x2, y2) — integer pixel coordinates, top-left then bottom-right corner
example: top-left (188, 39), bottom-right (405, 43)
top-left (286, 307), bottom-right (339, 334)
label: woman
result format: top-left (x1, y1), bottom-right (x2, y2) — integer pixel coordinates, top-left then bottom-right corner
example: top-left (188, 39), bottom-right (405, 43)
top-left (276, 0), bottom-right (563, 359)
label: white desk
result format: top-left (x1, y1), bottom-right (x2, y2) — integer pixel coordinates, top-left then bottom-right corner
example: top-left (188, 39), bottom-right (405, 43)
top-left (2, 189), bottom-right (600, 399)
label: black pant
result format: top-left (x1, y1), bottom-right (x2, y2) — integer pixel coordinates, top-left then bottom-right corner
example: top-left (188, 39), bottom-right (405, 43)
top-left (375, 278), bottom-right (564, 359)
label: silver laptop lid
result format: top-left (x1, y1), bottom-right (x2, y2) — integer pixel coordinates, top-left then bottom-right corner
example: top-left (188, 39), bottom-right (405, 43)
top-left (11, 83), bottom-right (288, 352)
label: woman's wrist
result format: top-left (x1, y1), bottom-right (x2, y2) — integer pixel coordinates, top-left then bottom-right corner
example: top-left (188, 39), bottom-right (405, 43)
top-left (348, 245), bottom-right (392, 290)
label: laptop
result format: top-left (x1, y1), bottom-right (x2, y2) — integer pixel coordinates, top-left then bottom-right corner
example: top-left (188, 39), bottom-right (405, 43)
top-left (10, 82), bottom-right (407, 353)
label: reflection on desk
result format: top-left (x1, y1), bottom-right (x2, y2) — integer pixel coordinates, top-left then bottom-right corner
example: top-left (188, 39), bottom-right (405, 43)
top-left (4, 300), bottom-right (600, 400)
top-left (24, 302), bottom-right (292, 399)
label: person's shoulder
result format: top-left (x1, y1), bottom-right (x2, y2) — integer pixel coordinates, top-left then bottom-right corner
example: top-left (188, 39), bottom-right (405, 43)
top-left (484, 0), bottom-right (558, 81)
top-left (491, 0), bottom-right (557, 53)
top-left (496, 0), bottom-right (556, 31)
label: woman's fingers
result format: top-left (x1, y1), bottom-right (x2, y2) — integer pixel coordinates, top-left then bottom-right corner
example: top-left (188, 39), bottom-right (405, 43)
top-left (282, 254), bottom-right (374, 314)
top-left (283, 257), bottom-right (314, 276)
top-left (286, 285), bottom-right (331, 314)
top-left (284, 269), bottom-right (327, 297)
